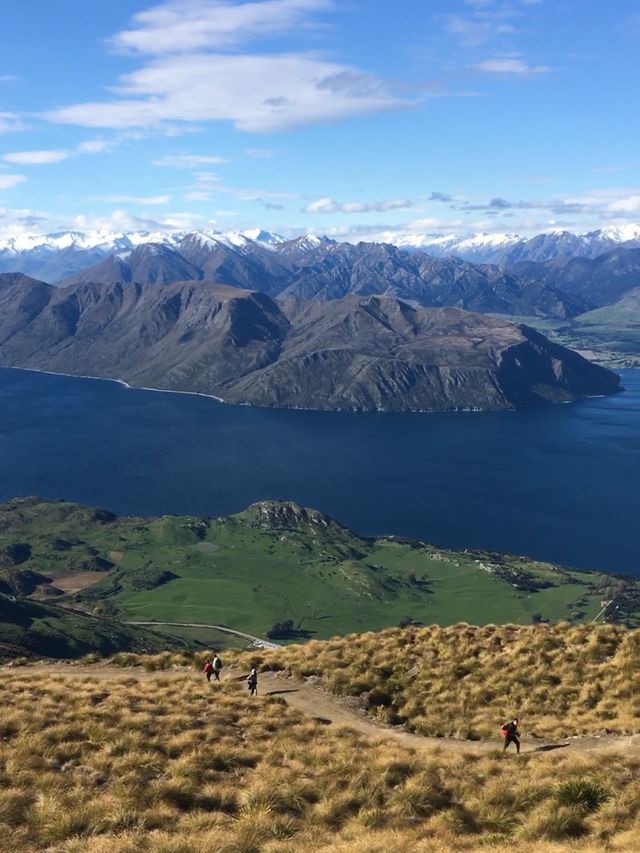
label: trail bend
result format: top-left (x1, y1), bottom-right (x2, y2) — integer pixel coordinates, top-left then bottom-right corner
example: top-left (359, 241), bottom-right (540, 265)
top-left (9, 662), bottom-right (640, 758)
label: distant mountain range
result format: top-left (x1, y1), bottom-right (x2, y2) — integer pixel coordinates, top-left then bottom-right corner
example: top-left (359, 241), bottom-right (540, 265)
top-left (1, 224), bottom-right (640, 283)
top-left (0, 226), bottom-right (638, 323)
top-left (0, 274), bottom-right (620, 412)
top-left (393, 223), bottom-right (640, 264)
top-left (58, 238), bottom-right (588, 319)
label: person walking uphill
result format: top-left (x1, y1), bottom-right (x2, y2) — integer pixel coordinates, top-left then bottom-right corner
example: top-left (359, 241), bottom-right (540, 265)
top-left (203, 659), bottom-right (214, 682)
top-left (502, 718), bottom-right (521, 754)
top-left (212, 653), bottom-right (223, 682)
top-left (247, 668), bottom-right (258, 697)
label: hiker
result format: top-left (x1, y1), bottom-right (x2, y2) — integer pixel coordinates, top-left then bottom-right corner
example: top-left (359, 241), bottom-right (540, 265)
top-left (212, 653), bottom-right (223, 682)
top-left (203, 658), bottom-right (214, 682)
top-left (502, 718), bottom-right (521, 754)
top-left (247, 667), bottom-right (258, 696)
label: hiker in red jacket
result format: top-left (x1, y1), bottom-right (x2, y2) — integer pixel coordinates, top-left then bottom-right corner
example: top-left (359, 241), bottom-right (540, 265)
top-left (203, 659), bottom-right (214, 682)
top-left (502, 718), bottom-right (520, 753)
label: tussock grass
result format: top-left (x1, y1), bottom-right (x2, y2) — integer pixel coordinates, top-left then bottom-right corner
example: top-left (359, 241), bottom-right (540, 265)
top-left (234, 622), bottom-right (640, 738)
top-left (1, 663), bottom-right (640, 851)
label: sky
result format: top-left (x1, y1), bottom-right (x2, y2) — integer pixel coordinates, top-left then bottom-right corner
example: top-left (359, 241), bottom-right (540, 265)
top-left (1, 0), bottom-right (639, 241)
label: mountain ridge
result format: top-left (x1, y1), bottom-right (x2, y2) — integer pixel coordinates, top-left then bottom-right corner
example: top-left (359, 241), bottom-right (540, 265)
top-left (0, 274), bottom-right (620, 412)
top-left (1, 224), bottom-right (639, 283)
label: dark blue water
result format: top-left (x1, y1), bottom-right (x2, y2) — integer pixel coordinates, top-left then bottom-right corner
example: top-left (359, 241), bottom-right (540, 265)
top-left (0, 367), bottom-right (638, 576)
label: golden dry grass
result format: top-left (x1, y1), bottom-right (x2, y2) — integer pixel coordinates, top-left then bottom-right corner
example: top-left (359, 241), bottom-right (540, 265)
top-left (2, 661), bottom-right (640, 852)
top-left (232, 622), bottom-right (640, 739)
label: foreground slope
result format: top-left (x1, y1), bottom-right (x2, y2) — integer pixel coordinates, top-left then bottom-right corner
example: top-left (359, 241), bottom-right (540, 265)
top-left (1, 660), bottom-right (640, 852)
top-left (1, 498), bottom-right (639, 648)
top-left (0, 275), bottom-right (620, 411)
top-left (248, 622), bottom-right (640, 738)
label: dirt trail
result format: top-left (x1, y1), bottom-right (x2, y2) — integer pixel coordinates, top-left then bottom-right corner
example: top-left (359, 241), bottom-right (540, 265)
top-left (124, 621), bottom-right (280, 649)
top-left (12, 663), bottom-right (640, 757)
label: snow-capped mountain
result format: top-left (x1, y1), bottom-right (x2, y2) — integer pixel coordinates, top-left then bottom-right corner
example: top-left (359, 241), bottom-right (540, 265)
top-left (0, 228), bottom-right (288, 281)
top-left (388, 224), bottom-right (640, 264)
top-left (1, 223), bottom-right (640, 282)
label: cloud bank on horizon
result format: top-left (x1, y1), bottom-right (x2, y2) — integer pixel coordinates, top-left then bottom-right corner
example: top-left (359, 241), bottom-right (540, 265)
top-left (0, 0), bottom-right (639, 242)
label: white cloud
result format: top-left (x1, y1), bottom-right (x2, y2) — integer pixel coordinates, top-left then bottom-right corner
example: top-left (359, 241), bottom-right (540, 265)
top-left (110, 0), bottom-right (332, 54)
top-left (184, 190), bottom-right (215, 201)
top-left (608, 195), bottom-right (640, 214)
top-left (76, 139), bottom-right (113, 154)
top-left (99, 194), bottom-right (172, 205)
top-left (3, 139), bottom-right (116, 165)
top-left (304, 196), bottom-right (413, 214)
top-left (0, 174), bottom-right (27, 190)
top-left (70, 209), bottom-right (204, 233)
top-left (153, 153), bottom-right (228, 167)
top-left (472, 58), bottom-right (552, 74)
top-left (3, 149), bottom-right (70, 165)
top-left (45, 0), bottom-right (410, 134)
top-left (246, 148), bottom-right (277, 158)
top-left (46, 53), bottom-right (409, 133)
top-left (0, 112), bottom-right (24, 134)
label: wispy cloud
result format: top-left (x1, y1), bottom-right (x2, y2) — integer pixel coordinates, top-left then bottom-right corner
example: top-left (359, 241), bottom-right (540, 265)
top-left (153, 153), bottom-right (229, 167)
top-left (110, 0), bottom-right (333, 54)
top-left (47, 54), bottom-right (410, 133)
top-left (446, 186), bottom-right (640, 219)
top-left (98, 194), bottom-right (172, 205)
top-left (472, 57), bottom-right (551, 75)
top-left (3, 149), bottom-right (70, 165)
top-left (45, 0), bottom-right (412, 133)
top-left (304, 196), bottom-right (413, 214)
top-left (184, 191), bottom-right (215, 201)
top-left (0, 174), bottom-right (26, 190)
top-left (3, 139), bottom-right (116, 165)
top-left (246, 148), bottom-right (277, 158)
top-left (0, 112), bottom-right (25, 134)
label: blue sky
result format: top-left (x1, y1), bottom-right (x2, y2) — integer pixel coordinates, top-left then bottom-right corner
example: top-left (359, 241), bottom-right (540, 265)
top-left (1, 0), bottom-right (639, 240)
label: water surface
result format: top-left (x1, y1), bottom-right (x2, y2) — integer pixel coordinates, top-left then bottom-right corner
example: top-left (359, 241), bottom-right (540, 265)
top-left (0, 367), bottom-right (638, 576)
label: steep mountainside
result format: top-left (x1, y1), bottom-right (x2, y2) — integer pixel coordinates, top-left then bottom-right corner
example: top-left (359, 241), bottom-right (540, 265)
top-left (278, 242), bottom-right (587, 318)
top-left (0, 274), bottom-right (620, 411)
top-left (62, 243), bottom-right (205, 286)
top-left (510, 247), bottom-right (640, 307)
top-left (60, 239), bottom-right (587, 319)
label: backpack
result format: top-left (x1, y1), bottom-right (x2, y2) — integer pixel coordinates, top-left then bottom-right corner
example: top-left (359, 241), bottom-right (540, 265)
top-left (501, 723), bottom-right (510, 736)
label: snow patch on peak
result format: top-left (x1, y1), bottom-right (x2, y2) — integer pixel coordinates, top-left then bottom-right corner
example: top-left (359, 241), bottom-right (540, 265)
top-left (241, 228), bottom-right (286, 247)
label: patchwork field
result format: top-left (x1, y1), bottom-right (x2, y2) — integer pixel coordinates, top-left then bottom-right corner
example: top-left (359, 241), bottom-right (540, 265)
top-left (1, 497), bottom-right (639, 654)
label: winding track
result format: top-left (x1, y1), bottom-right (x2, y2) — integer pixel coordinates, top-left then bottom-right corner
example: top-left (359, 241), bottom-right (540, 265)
top-left (124, 620), bottom-right (281, 649)
top-left (16, 663), bottom-right (640, 757)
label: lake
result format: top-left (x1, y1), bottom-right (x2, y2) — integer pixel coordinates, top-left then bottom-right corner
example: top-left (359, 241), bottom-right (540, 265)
top-left (0, 367), bottom-right (638, 576)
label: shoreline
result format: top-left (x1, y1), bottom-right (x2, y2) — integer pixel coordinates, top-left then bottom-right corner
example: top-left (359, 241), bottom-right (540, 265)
top-left (6, 366), bottom-right (226, 405)
top-left (1, 363), bottom-right (626, 416)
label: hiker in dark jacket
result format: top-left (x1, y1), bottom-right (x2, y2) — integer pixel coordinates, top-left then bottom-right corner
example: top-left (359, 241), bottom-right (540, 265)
top-left (247, 668), bottom-right (258, 696)
top-left (212, 653), bottom-right (222, 682)
top-left (502, 718), bottom-right (520, 753)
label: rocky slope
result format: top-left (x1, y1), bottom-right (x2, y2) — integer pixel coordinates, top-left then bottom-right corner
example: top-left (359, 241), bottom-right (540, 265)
top-left (62, 240), bottom-right (585, 319)
top-left (510, 247), bottom-right (640, 307)
top-left (0, 274), bottom-right (620, 412)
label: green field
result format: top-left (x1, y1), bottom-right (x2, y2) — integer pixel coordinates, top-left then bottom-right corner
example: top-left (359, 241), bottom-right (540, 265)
top-left (0, 593), bottom-right (170, 659)
top-left (499, 314), bottom-right (640, 368)
top-left (1, 497), bottom-right (638, 648)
